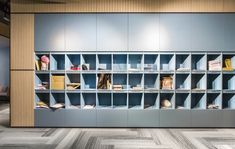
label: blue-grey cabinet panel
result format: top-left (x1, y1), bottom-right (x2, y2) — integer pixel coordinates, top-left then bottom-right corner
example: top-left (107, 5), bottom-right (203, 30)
top-left (97, 109), bottom-right (127, 127)
top-left (64, 109), bottom-right (96, 127)
top-left (128, 110), bottom-right (159, 127)
top-left (192, 110), bottom-right (223, 127)
top-left (222, 110), bottom-right (235, 127)
top-left (224, 14), bottom-right (235, 51)
top-left (35, 109), bottom-right (65, 127)
top-left (159, 110), bottom-right (191, 127)
top-left (35, 14), bottom-right (65, 51)
top-left (159, 14), bottom-right (191, 51)
top-left (129, 14), bottom-right (159, 51)
top-left (65, 14), bottom-right (96, 51)
top-left (191, 14), bottom-right (224, 51)
top-left (97, 14), bottom-right (128, 51)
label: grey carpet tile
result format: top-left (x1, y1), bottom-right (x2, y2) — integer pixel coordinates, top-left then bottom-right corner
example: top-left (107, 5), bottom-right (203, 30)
top-left (0, 104), bottom-right (235, 149)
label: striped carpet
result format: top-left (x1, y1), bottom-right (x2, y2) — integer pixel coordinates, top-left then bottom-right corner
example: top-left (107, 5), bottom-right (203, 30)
top-left (0, 103), bottom-right (235, 149)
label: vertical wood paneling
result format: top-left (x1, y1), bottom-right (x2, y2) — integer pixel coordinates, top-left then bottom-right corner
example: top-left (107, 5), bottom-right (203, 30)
top-left (159, 0), bottom-right (192, 12)
top-left (11, 71), bottom-right (34, 127)
top-left (128, 0), bottom-right (159, 12)
top-left (192, 0), bottom-right (223, 12)
top-left (11, 14), bottom-right (34, 70)
top-left (34, 1), bottom-right (66, 12)
top-left (11, 0), bottom-right (34, 13)
top-left (65, 0), bottom-right (97, 12)
top-left (96, 0), bottom-right (130, 12)
top-left (224, 0), bottom-right (235, 12)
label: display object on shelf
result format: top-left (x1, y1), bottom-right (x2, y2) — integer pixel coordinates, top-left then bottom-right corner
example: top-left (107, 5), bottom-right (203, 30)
top-left (66, 83), bottom-right (80, 90)
top-left (223, 59), bottom-right (234, 71)
top-left (36, 101), bottom-right (49, 109)
top-left (51, 75), bottom-right (65, 90)
top-left (35, 55), bottom-right (50, 71)
top-left (161, 76), bottom-right (173, 90)
top-left (161, 99), bottom-right (172, 109)
top-left (208, 59), bottom-right (221, 71)
top-left (97, 74), bottom-right (112, 89)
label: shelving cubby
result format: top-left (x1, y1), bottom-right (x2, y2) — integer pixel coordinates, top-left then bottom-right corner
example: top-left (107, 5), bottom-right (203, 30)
top-left (35, 93), bottom-right (50, 108)
top-left (144, 54), bottom-right (159, 72)
top-left (144, 93), bottom-right (159, 109)
top-left (113, 74), bottom-right (128, 91)
top-left (191, 54), bottom-right (206, 72)
top-left (50, 54), bottom-right (65, 71)
top-left (81, 74), bottom-right (96, 90)
top-left (160, 73), bottom-right (174, 90)
top-left (175, 93), bottom-right (190, 109)
top-left (113, 93), bottom-right (127, 109)
top-left (191, 73), bottom-right (206, 91)
top-left (51, 93), bottom-right (65, 108)
top-left (191, 93), bottom-right (206, 109)
top-left (35, 73), bottom-right (50, 90)
top-left (223, 74), bottom-right (235, 91)
top-left (81, 54), bottom-right (96, 71)
top-left (128, 54), bottom-right (143, 71)
top-left (128, 74), bottom-right (144, 91)
top-left (66, 93), bottom-right (81, 109)
top-left (97, 54), bottom-right (112, 71)
top-left (113, 54), bottom-right (127, 72)
top-left (81, 93), bottom-right (96, 109)
top-left (176, 54), bottom-right (191, 71)
top-left (144, 74), bottom-right (159, 90)
top-left (65, 54), bottom-right (80, 71)
top-left (207, 53), bottom-right (222, 72)
top-left (160, 93), bottom-right (174, 109)
top-left (222, 54), bottom-right (235, 72)
top-left (207, 93), bottom-right (222, 109)
top-left (160, 54), bottom-right (175, 72)
top-left (207, 73), bottom-right (222, 91)
top-left (222, 93), bottom-right (235, 109)
top-left (128, 93), bottom-right (143, 109)
top-left (97, 93), bottom-right (112, 109)
top-left (175, 73), bottom-right (190, 90)
top-left (35, 53), bottom-right (50, 72)
top-left (66, 73), bottom-right (81, 91)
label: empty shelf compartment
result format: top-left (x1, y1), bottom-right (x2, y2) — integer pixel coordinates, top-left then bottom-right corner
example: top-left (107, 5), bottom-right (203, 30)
top-left (160, 54), bottom-right (175, 71)
top-left (191, 74), bottom-right (206, 90)
top-left (129, 74), bottom-right (143, 90)
top-left (222, 93), bottom-right (235, 109)
top-left (176, 54), bottom-right (190, 71)
top-left (128, 54), bottom-right (143, 71)
top-left (176, 74), bottom-right (190, 90)
top-left (51, 93), bottom-right (65, 109)
top-left (223, 74), bottom-right (235, 90)
top-left (144, 74), bottom-right (159, 90)
top-left (129, 93), bottom-right (143, 109)
top-left (98, 54), bottom-right (112, 71)
top-left (113, 93), bottom-right (127, 109)
top-left (81, 74), bottom-right (96, 90)
top-left (66, 93), bottom-right (81, 109)
top-left (97, 93), bottom-right (112, 108)
top-left (113, 54), bottom-right (127, 71)
top-left (51, 54), bottom-right (65, 71)
top-left (191, 54), bottom-right (206, 71)
top-left (175, 93), bottom-right (190, 109)
top-left (144, 93), bottom-right (159, 109)
top-left (191, 93), bottom-right (206, 109)
top-left (144, 54), bottom-right (158, 71)
top-left (82, 93), bottom-right (96, 109)
top-left (207, 74), bottom-right (222, 90)
top-left (113, 74), bottom-right (127, 90)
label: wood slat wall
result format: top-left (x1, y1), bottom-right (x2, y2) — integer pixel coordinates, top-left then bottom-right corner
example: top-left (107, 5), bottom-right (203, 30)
top-left (11, 14), bottom-right (34, 70)
top-left (10, 0), bottom-right (235, 13)
top-left (11, 71), bottom-right (34, 127)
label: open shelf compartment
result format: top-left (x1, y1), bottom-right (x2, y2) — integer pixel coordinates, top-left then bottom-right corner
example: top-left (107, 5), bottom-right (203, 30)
top-left (35, 54), bottom-right (50, 71)
top-left (223, 74), bottom-right (235, 90)
top-left (207, 74), bottom-right (222, 90)
top-left (113, 54), bottom-right (127, 72)
top-left (51, 54), bottom-right (65, 71)
top-left (81, 93), bottom-right (96, 109)
top-left (81, 74), bottom-right (96, 90)
top-left (128, 54), bottom-right (143, 71)
top-left (191, 73), bottom-right (206, 90)
top-left (35, 74), bottom-right (50, 90)
top-left (144, 74), bottom-right (159, 90)
top-left (35, 93), bottom-right (50, 109)
top-left (191, 93), bottom-right (206, 109)
top-left (176, 74), bottom-right (190, 90)
top-left (222, 54), bottom-right (235, 72)
top-left (65, 54), bottom-right (80, 71)
top-left (129, 74), bottom-right (143, 90)
top-left (191, 54), bottom-right (206, 71)
top-left (113, 93), bottom-right (127, 109)
top-left (97, 93), bottom-right (112, 109)
top-left (160, 93), bottom-right (174, 109)
top-left (207, 93), bottom-right (222, 109)
top-left (207, 53), bottom-right (222, 71)
top-left (81, 54), bottom-right (96, 71)
top-left (223, 93), bottom-right (235, 109)
top-left (113, 74), bottom-right (127, 91)
top-left (176, 54), bottom-right (190, 71)
top-left (175, 93), bottom-right (190, 109)
top-left (128, 93), bottom-right (143, 109)
top-left (51, 93), bottom-right (65, 108)
top-left (160, 54), bottom-right (175, 71)
top-left (66, 74), bottom-right (80, 90)
top-left (144, 93), bottom-right (159, 109)
top-left (144, 54), bottom-right (158, 71)
top-left (97, 54), bottom-right (112, 71)
top-left (66, 93), bottom-right (81, 109)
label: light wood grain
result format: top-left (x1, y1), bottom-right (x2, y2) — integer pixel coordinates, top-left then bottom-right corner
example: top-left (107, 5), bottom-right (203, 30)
top-left (192, 0), bottom-right (223, 12)
top-left (11, 14), bottom-right (34, 70)
top-left (159, 0), bottom-right (192, 12)
top-left (96, 0), bottom-right (129, 12)
top-left (34, 1), bottom-right (66, 13)
top-left (128, 0), bottom-right (159, 12)
top-left (11, 0), bottom-right (34, 13)
top-left (10, 71), bottom-right (34, 127)
top-left (224, 0), bottom-right (235, 12)
top-left (0, 22), bottom-right (9, 38)
top-left (65, 0), bottom-right (97, 12)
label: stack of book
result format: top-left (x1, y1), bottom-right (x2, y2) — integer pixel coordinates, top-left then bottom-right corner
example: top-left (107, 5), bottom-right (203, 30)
top-left (208, 60), bottom-right (221, 71)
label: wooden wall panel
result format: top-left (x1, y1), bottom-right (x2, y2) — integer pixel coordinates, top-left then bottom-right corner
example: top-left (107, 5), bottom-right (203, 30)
top-left (0, 22), bottom-right (9, 38)
top-left (224, 0), bottom-right (235, 12)
top-left (11, 71), bottom-right (34, 127)
top-left (34, 2), bottom-right (65, 13)
top-left (192, 0), bottom-right (223, 12)
top-left (11, 0), bottom-right (34, 13)
top-left (11, 14), bottom-right (34, 70)
top-left (159, 0), bottom-right (192, 12)
top-left (128, 0), bottom-right (159, 12)
top-left (65, 0), bottom-right (97, 12)
top-left (96, 0), bottom-right (129, 12)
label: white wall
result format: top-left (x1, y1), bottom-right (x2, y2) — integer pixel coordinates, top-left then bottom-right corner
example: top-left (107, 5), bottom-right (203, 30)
top-left (0, 36), bottom-right (9, 87)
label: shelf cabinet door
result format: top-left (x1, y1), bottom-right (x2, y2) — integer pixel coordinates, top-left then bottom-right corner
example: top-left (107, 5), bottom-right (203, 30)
top-left (191, 110), bottom-right (223, 127)
top-left (65, 14), bottom-right (96, 51)
top-left (64, 109), bottom-right (96, 127)
top-left (129, 14), bottom-right (159, 51)
top-left (97, 14), bottom-right (128, 51)
top-left (35, 14), bottom-right (65, 51)
top-left (128, 110), bottom-right (160, 127)
top-left (159, 110), bottom-right (191, 127)
top-left (223, 110), bottom-right (235, 127)
top-left (159, 14), bottom-right (191, 51)
top-left (35, 109), bottom-right (65, 127)
top-left (191, 14), bottom-right (224, 50)
top-left (97, 109), bottom-right (127, 127)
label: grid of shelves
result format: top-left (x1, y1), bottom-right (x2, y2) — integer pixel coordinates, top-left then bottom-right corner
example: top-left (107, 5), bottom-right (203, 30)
top-left (35, 52), bottom-right (235, 110)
